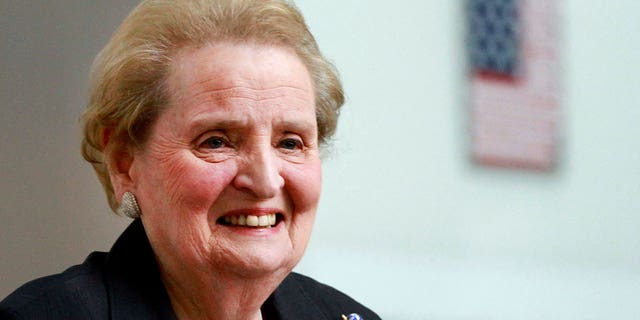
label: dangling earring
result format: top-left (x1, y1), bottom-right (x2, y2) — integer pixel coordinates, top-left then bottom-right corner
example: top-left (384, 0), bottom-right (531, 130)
top-left (118, 191), bottom-right (141, 219)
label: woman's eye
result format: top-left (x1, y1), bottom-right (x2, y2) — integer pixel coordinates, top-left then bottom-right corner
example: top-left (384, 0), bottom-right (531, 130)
top-left (201, 136), bottom-right (227, 149)
top-left (279, 138), bottom-right (303, 150)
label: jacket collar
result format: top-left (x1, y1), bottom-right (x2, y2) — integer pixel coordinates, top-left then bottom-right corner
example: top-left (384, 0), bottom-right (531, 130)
top-left (263, 275), bottom-right (332, 320)
top-left (104, 219), bottom-right (177, 320)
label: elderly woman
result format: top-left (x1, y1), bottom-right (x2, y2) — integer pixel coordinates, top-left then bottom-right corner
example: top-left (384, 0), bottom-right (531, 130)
top-left (0, 0), bottom-right (380, 319)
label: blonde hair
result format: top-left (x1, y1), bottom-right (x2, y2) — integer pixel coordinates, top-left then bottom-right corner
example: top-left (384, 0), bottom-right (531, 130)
top-left (81, 0), bottom-right (344, 212)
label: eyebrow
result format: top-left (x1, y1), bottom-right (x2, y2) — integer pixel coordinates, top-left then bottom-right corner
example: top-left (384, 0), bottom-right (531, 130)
top-left (186, 116), bottom-right (247, 136)
top-left (185, 114), bottom-right (317, 137)
top-left (275, 119), bottom-right (317, 134)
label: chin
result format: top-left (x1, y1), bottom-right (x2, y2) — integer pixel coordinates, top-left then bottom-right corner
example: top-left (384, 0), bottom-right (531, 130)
top-left (218, 247), bottom-right (300, 280)
top-left (202, 211), bottom-right (314, 279)
top-left (205, 235), bottom-right (304, 280)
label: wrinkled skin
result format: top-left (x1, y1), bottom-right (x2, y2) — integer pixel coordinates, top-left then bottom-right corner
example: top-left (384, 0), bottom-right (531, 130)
top-left (110, 42), bottom-right (321, 319)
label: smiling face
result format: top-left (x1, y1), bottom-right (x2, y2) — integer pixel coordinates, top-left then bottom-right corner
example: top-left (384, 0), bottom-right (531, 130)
top-left (126, 42), bottom-right (321, 280)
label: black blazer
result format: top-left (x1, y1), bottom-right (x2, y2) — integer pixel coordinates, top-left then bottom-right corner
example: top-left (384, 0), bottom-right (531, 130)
top-left (0, 220), bottom-right (380, 320)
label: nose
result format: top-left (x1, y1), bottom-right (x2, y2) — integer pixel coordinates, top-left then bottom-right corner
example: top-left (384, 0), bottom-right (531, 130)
top-left (233, 146), bottom-right (284, 199)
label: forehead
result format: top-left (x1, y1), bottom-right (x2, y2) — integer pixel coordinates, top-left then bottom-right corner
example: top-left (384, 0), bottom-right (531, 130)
top-left (166, 42), bottom-right (314, 108)
top-left (152, 42), bottom-right (318, 139)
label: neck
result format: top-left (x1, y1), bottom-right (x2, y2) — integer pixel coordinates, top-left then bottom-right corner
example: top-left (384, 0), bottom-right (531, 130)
top-left (160, 266), bottom-right (287, 320)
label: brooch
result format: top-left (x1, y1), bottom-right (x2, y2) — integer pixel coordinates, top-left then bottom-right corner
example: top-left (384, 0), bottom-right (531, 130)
top-left (342, 314), bottom-right (363, 320)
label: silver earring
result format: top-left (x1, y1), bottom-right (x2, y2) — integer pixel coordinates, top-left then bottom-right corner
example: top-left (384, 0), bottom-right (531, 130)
top-left (118, 191), bottom-right (141, 219)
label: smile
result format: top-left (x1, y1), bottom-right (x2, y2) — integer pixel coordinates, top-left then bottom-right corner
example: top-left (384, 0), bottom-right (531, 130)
top-left (218, 213), bottom-right (282, 228)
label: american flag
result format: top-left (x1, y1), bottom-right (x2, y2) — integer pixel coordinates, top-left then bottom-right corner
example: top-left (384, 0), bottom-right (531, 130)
top-left (468, 0), bottom-right (560, 170)
top-left (469, 0), bottom-right (520, 79)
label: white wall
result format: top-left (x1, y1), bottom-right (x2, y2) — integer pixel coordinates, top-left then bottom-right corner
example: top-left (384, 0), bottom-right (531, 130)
top-left (2, 1), bottom-right (639, 319)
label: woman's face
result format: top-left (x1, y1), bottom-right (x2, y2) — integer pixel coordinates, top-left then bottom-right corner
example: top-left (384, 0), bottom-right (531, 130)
top-left (127, 42), bottom-right (321, 279)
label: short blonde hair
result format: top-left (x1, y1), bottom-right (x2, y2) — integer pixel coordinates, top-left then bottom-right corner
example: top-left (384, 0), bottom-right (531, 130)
top-left (81, 0), bottom-right (344, 212)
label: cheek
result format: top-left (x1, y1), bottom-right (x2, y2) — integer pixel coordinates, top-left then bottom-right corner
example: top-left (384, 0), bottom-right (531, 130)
top-left (285, 159), bottom-right (322, 213)
top-left (142, 154), bottom-right (236, 216)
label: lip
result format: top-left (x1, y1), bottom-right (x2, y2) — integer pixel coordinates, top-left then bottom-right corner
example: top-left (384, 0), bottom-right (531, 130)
top-left (222, 207), bottom-right (283, 217)
top-left (215, 207), bottom-right (286, 235)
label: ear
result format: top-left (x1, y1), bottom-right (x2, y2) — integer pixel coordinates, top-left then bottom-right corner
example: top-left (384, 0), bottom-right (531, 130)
top-left (106, 141), bottom-right (136, 202)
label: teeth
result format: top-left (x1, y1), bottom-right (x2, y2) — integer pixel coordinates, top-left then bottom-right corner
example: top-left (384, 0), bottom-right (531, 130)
top-left (223, 213), bottom-right (278, 228)
top-left (246, 215), bottom-right (258, 227)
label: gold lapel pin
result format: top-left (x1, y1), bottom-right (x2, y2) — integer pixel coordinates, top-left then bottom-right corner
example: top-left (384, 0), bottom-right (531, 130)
top-left (342, 313), bottom-right (363, 320)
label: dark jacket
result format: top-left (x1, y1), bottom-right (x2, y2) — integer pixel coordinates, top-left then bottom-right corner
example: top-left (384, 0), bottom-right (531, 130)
top-left (0, 220), bottom-right (380, 320)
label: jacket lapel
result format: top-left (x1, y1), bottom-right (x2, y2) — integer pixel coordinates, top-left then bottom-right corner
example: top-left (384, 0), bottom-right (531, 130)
top-left (104, 220), bottom-right (177, 320)
top-left (262, 274), bottom-right (331, 320)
